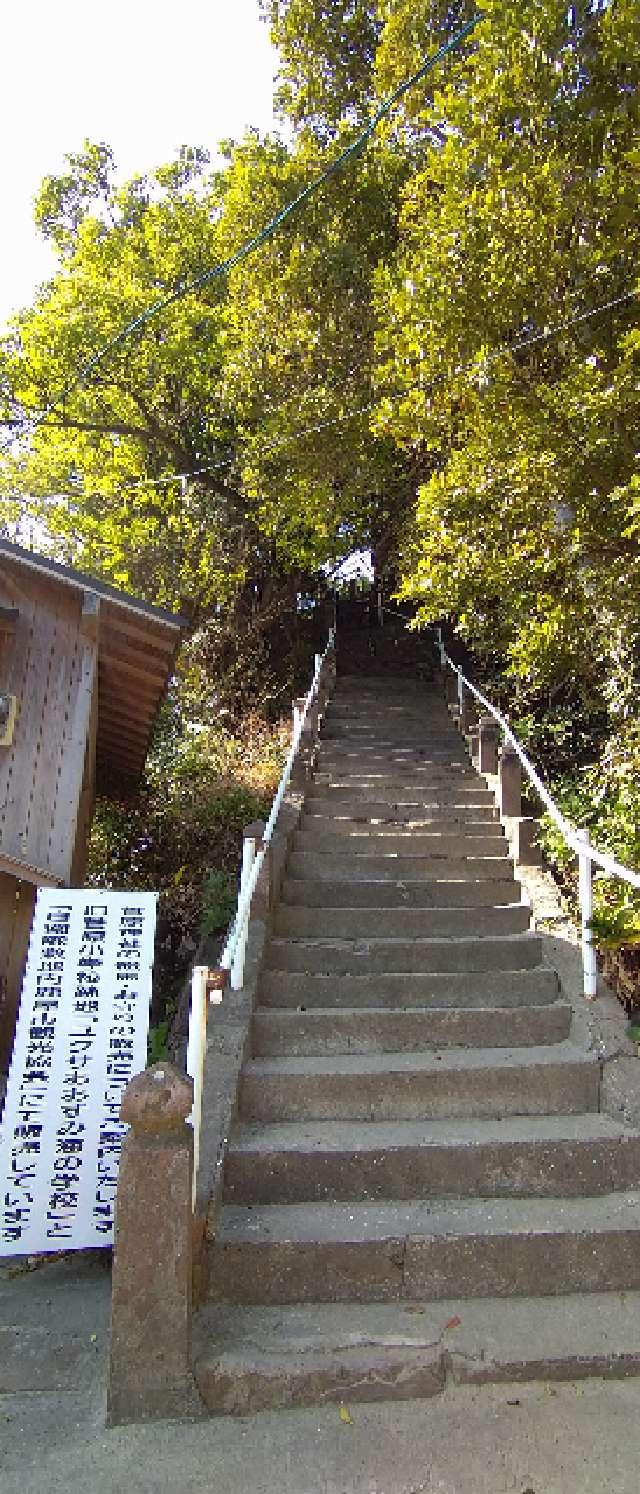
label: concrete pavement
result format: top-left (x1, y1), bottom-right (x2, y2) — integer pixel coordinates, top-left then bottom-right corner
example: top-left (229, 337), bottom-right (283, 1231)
top-left (3, 1252), bottom-right (640, 1494)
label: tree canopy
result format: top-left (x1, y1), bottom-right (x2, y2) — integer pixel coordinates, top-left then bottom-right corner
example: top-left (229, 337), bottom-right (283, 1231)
top-left (1, 0), bottom-right (638, 973)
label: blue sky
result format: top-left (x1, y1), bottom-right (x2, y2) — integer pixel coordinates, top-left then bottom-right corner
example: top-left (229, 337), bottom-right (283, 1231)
top-left (0, 0), bottom-right (278, 331)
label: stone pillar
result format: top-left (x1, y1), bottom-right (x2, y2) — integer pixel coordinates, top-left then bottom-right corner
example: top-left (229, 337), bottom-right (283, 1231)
top-left (444, 670), bottom-right (458, 708)
top-left (460, 693), bottom-right (478, 736)
top-left (292, 694), bottom-right (307, 739)
top-left (320, 646), bottom-right (337, 707)
top-left (107, 1063), bottom-right (204, 1425)
top-left (479, 715), bottom-right (500, 775)
top-left (469, 726), bottom-right (480, 768)
top-left (243, 818), bottom-right (265, 851)
top-left (499, 743), bottom-right (522, 818)
top-left (512, 817), bottom-right (541, 866)
top-left (244, 819), bottom-right (272, 920)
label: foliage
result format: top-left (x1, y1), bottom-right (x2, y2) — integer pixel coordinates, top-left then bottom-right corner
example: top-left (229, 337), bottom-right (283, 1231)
top-left (86, 703), bottom-right (286, 1025)
top-left (1, 0), bottom-right (639, 1002)
top-left (200, 871), bottom-right (238, 938)
top-left (533, 744), bottom-right (640, 991)
top-left (147, 1021), bottom-right (169, 1064)
top-left (367, 0), bottom-right (640, 968)
top-left (262, 0), bottom-right (380, 134)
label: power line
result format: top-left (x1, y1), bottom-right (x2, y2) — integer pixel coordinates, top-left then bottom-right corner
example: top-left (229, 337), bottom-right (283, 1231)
top-left (489, 288), bottom-right (638, 363)
top-left (2, 280), bottom-right (636, 514)
top-left (20, 14), bottom-right (482, 432)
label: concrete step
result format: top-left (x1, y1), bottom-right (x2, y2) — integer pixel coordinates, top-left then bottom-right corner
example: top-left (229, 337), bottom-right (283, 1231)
top-left (316, 753), bottom-right (470, 768)
top-left (257, 967), bottom-right (560, 1009)
top-left (325, 720), bottom-right (453, 736)
top-left (317, 742), bottom-right (470, 755)
top-left (281, 878), bottom-right (520, 908)
top-left (252, 1001), bottom-right (572, 1056)
top-left (293, 830), bottom-right (509, 858)
top-left (319, 730), bottom-right (465, 739)
top-left (193, 1292), bottom-right (640, 1414)
top-left (264, 932), bottom-right (542, 975)
top-left (239, 1043), bottom-right (598, 1123)
top-left (324, 712), bottom-right (454, 728)
top-left (328, 695), bottom-right (446, 704)
top-left (288, 852), bottom-right (514, 881)
top-left (322, 731), bottom-right (463, 747)
top-left (315, 755), bottom-right (480, 768)
top-left (299, 815), bottom-right (504, 839)
top-left (316, 760), bottom-right (471, 776)
top-left (328, 694), bottom-right (447, 705)
top-left (224, 1114), bottom-right (638, 1203)
top-left (314, 776), bottom-right (490, 800)
top-left (208, 1190), bottom-right (640, 1305)
top-left (304, 799), bottom-right (497, 822)
top-left (312, 781), bottom-right (494, 802)
top-left (274, 906), bottom-right (531, 940)
top-left (319, 721), bottom-right (459, 733)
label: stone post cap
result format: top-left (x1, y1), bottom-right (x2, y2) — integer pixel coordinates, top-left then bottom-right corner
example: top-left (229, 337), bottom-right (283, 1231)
top-left (120, 1062), bottom-right (193, 1135)
top-left (243, 819), bottom-right (265, 843)
top-left (500, 740), bottom-right (520, 760)
top-left (479, 714), bottom-right (500, 733)
top-left (206, 967), bottom-right (230, 994)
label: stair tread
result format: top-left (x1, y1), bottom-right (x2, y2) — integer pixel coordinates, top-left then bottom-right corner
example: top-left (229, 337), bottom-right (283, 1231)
top-left (218, 1190), bottom-right (640, 1244)
top-left (280, 879), bottom-right (520, 906)
top-left (261, 968), bottom-right (554, 986)
top-left (193, 1290), bottom-right (640, 1414)
top-left (282, 877), bottom-right (517, 890)
top-left (229, 1112), bottom-right (633, 1154)
top-left (244, 1040), bottom-right (592, 1078)
top-left (255, 999), bottom-right (565, 1017)
top-left (199, 657), bottom-right (640, 1394)
top-left (258, 970), bottom-right (559, 1009)
top-left (267, 931), bottom-right (538, 948)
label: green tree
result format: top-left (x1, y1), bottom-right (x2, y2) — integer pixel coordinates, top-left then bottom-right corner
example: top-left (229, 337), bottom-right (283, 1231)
top-left (369, 0), bottom-right (639, 705)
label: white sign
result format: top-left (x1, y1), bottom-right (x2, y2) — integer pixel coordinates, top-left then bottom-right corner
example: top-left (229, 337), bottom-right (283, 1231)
top-left (0, 889), bottom-right (157, 1254)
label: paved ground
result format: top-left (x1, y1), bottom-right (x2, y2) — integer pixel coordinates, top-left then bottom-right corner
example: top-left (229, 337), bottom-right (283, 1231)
top-left (3, 1252), bottom-right (640, 1494)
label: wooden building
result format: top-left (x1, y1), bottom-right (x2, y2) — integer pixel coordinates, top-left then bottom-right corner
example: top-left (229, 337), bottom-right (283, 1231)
top-left (0, 538), bottom-right (185, 1071)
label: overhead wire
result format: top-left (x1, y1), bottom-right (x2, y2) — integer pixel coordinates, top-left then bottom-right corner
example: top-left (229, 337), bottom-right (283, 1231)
top-left (14, 13), bottom-right (482, 433)
top-left (3, 279), bottom-right (636, 515)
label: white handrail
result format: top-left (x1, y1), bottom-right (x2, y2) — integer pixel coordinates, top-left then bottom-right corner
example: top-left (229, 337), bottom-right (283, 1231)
top-left (185, 626), bottom-right (335, 1206)
top-left (186, 963), bottom-right (222, 1208)
top-left (218, 625), bottom-right (335, 987)
top-left (435, 626), bottom-right (640, 997)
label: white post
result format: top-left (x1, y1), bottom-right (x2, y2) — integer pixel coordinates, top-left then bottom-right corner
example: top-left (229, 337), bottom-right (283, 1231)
top-left (436, 626), bottom-right (446, 669)
top-left (292, 702), bottom-right (303, 741)
top-left (314, 652), bottom-right (322, 678)
top-left (186, 964), bottom-right (208, 1209)
top-left (231, 835), bottom-right (256, 990)
top-left (457, 667), bottom-right (464, 712)
top-left (577, 828), bottom-right (597, 998)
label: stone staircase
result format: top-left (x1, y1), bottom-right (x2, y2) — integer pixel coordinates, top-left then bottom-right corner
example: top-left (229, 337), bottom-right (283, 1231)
top-left (194, 663), bottom-right (640, 1414)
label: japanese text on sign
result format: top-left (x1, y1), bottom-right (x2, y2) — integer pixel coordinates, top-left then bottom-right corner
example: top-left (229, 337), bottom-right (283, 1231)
top-left (0, 890), bottom-right (157, 1254)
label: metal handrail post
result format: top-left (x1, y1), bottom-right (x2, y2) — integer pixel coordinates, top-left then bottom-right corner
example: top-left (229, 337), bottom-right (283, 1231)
top-left (577, 828), bottom-right (597, 998)
top-left (186, 964), bottom-right (209, 1208)
top-left (230, 835), bottom-right (256, 990)
top-left (435, 641), bottom-right (640, 999)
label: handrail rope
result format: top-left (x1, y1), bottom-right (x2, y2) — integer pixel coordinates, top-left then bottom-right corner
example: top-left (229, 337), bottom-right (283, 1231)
top-left (27, 16), bottom-right (482, 430)
top-left (438, 645), bottom-right (640, 889)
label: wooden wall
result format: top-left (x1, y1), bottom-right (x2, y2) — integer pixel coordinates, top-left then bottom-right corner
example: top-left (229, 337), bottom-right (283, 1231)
top-left (0, 874), bottom-right (36, 1072)
top-left (0, 567), bottom-right (98, 1071)
top-left (0, 568), bottom-right (97, 886)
